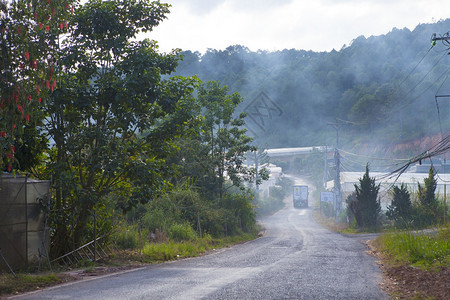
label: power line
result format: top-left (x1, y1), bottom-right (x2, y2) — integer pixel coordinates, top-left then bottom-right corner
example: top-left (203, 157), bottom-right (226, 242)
top-left (398, 51), bottom-right (447, 103)
top-left (384, 134), bottom-right (450, 181)
top-left (396, 45), bottom-right (434, 89)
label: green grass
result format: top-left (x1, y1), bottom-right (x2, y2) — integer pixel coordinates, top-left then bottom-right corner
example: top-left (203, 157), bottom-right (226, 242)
top-left (375, 228), bottom-right (449, 269)
top-left (0, 273), bottom-right (62, 295)
top-left (140, 233), bottom-right (257, 262)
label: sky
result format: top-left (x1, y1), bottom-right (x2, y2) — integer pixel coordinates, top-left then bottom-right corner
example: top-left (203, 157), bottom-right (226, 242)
top-left (148, 0), bottom-right (450, 54)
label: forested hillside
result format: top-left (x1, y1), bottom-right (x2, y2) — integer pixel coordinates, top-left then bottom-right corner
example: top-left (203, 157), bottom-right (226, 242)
top-left (174, 19), bottom-right (450, 157)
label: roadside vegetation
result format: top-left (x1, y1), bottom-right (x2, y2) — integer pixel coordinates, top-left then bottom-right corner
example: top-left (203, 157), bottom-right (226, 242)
top-left (0, 1), bottom-right (271, 292)
top-left (0, 232), bottom-right (258, 296)
top-left (375, 228), bottom-right (449, 269)
top-left (310, 163), bottom-right (449, 299)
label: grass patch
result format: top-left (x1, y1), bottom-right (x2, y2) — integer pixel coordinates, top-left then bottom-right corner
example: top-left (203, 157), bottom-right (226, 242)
top-left (0, 273), bottom-right (62, 296)
top-left (140, 233), bottom-right (257, 262)
top-left (374, 228), bottom-right (449, 269)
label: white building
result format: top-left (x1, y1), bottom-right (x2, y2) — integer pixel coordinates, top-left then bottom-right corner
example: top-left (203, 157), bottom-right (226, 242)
top-left (334, 171), bottom-right (450, 209)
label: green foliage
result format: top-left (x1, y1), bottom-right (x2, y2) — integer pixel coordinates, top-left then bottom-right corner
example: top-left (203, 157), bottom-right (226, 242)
top-left (168, 223), bottom-right (197, 242)
top-left (0, 274), bottom-right (61, 296)
top-left (377, 228), bottom-right (449, 269)
top-left (415, 167), bottom-right (439, 226)
top-left (141, 184), bottom-right (204, 234)
top-left (194, 81), bottom-right (258, 199)
top-left (348, 164), bottom-right (381, 230)
top-left (221, 190), bottom-right (257, 235)
top-left (140, 232), bottom-right (258, 262)
top-left (136, 183), bottom-right (257, 238)
top-left (42, 0), bottom-right (200, 253)
top-left (0, 0), bottom-right (73, 172)
top-left (387, 183), bottom-right (413, 228)
top-left (114, 226), bottom-right (139, 250)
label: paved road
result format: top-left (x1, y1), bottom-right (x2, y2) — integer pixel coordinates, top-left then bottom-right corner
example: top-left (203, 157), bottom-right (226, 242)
top-left (12, 203), bottom-right (387, 299)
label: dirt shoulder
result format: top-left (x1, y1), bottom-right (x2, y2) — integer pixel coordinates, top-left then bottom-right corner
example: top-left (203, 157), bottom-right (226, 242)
top-left (366, 239), bottom-right (449, 300)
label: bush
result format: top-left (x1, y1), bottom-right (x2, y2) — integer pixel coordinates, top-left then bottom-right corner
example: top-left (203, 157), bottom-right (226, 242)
top-left (221, 191), bottom-right (257, 235)
top-left (114, 227), bottom-right (139, 249)
top-left (386, 183), bottom-right (413, 228)
top-left (168, 223), bottom-right (197, 242)
top-left (349, 165), bottom-right (381, 230)
top-left (415, 167), bottom-right (439, 226)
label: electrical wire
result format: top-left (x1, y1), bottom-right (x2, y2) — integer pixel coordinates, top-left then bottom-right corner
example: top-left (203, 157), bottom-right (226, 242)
top-left (405, 51), bottom-right (447, 96)
top-left (394, 52), bottom-right (448, 110)
top-left (384, 134), bottom-right (450, 182)
top-left (396, 45), bottom-right (434, 88)
top-left (385, 51), bottom-right (449, 120)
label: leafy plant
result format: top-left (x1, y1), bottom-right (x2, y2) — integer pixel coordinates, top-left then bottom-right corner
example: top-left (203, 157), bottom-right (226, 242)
top-left (348, 164), bottom-right (381, 230)
top-left (415, 167), bottom-right (439, 227)
top-left (387, 183), bottom-right (413, 228)
top-left (114, 226), bottom-right (139, 250)
top-left (168, 223), bottom-right (197, 242)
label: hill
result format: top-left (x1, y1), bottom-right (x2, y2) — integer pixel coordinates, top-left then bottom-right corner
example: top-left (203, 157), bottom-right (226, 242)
top-left (174, 19), bottom-right (450, 162)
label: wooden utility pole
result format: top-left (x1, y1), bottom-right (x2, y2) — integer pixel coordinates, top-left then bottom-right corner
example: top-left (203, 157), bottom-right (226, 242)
top-left (432, 32), bottom-right (449, 224)
top-left (327, 121), bottom-right (345, 221)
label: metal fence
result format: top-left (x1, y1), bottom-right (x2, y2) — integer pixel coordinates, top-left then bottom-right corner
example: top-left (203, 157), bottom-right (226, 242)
top-left (0, 174), bottom-right (50, 272)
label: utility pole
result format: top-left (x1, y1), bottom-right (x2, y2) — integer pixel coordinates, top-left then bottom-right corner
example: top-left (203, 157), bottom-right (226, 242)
top-left (327, 120), bottom-right (346, 221)
top-left (431, 32), bottom-right (450, 55)
top-left (431, 33), bottom-right (450, 47)
top-left (431, 32), bottom-right (450, 224)
top-left (323, 145), bottom-right (328, 189)
top-left (254, 151), bottom-right (259, 193)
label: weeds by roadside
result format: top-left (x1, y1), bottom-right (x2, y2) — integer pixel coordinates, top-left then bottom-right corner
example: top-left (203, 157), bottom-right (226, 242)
top-left (0, 273), bottom-right (63, 296)
top-left (374, 228), bottom-right (449, 270)
top-left (372, 228), bottom-right (449, 299)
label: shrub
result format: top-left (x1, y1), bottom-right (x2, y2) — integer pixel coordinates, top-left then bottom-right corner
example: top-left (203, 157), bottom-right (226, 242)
top-left (349, 164), bottom-right (381, 230)
top-left (168, 223), bottom-right (197, 242)
top-left (386, 183), bottom-right (413, 228)
top-left (114, 227), bottom-right (139, 249)
top-left (414, 167), bottom-right (439, 227)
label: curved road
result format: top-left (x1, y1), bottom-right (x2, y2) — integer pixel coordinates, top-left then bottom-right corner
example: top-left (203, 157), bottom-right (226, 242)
top-left (13, 201), bottom-right (387, 299)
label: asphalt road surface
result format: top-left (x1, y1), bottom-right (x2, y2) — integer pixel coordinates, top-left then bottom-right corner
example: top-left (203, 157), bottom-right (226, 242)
top-left (13, 202), bottom-right (388, 299)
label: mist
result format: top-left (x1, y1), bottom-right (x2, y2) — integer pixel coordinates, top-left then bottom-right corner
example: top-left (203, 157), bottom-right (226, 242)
top-left (173, 19), bottom-right (450, 171)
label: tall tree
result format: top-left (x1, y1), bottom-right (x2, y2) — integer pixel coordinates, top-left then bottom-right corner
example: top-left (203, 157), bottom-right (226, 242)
top-left (416, 166), bottom-right (438, 226)
top-left (45, 0), bottom-right (199, 253)
top-left (0, 0), bottom-right (74, 172)
top-left (386, 183), bottom-right (412, 228)
top-left (349, 164), bottom-right (381, 229)
top-left (196, 81), bottom-right (265, 200)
